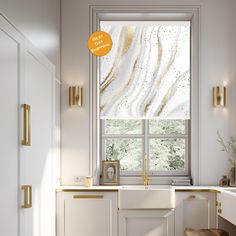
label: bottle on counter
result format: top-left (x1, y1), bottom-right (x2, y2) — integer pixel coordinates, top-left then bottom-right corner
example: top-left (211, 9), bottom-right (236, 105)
top-left (219, 175), bottom-right (229, 187)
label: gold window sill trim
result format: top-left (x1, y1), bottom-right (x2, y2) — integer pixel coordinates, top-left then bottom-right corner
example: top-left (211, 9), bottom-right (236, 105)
top-left (118, 208), bottom-right (175, 211)
top-left (56, 189), bottom-right (119, 192)
top-left (175, 189), bottom-right (220, 193)
top-left (57, 189), bottom-right (220, 193)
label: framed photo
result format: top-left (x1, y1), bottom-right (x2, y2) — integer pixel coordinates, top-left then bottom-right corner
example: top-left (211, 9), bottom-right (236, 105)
top-left (102, 160), bottom-right (120, 185)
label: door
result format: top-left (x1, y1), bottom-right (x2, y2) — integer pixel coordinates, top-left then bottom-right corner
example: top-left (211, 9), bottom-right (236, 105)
top-left (175, 192), bottom-right (217, 236)
top-left (57, 192), bottom-right (118, 236)
top-left (119, 210), bottom-right (175, 236)
top-left (0, 17), bottom-right (23, 236)
top-left (20, 44), bottom-right (54, 236)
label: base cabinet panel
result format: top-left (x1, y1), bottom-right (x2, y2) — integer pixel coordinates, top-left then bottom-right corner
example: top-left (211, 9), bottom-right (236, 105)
top-left (65, 198), bottom-right (111, 236)
top-left (175, 192), bottom-right (216, 236)
top-left (57, 192), bottom-right (118, 236)
top-left (119, 210), bottom-right (174, 236)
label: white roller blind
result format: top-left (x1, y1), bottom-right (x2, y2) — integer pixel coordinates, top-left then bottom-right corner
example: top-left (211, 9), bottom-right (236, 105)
top-left (100, 21), bottom-right (190, 119)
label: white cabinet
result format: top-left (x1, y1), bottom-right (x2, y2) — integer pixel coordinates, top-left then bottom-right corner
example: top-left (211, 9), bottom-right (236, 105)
top-left (0, 13), bottom-right (56, 236)
top-left (57, 191), bottom-right (118, 236)
top-left (20, 43), bottom-right (55, 236)
top-left (0, 15), bottom-right (23, 236)
top-left (175, 191), bottom-right (217, 236)
top-left (119, 210), bottom-right (174, 236)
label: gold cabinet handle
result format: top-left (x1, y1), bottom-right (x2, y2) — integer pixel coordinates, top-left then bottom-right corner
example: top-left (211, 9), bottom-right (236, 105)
top-left (188, 195), bottom-right (196, 199)
top-left (73, 195), bottom-right (104, 199)
top-left (21, 104), bottom-right (31, 146)
top-left (21, 185), bottom-right (32, 208)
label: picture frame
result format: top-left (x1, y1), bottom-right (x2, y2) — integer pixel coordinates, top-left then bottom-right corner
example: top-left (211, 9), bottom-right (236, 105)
top-left (101, 160), bottom-right (120, 186)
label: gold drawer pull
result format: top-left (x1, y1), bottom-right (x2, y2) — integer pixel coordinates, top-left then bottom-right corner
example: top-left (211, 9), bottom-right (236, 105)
top-left (188, 195), bottom-right (196, 199)
top-left (22, 185), bottom-right (32, 208)
top-left (73, 195), bottom-right (104, 199)
top-left (21, 104), bottom-right (31, 146)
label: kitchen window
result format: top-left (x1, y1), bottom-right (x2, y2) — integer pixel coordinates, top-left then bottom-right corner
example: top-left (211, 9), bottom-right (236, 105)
top-left (91, 7), bottom-right (200, 184)
top-left (97, 14), bottom-right (198, 184)
top-left (99, 19), bottom-right (192, 179)
top-left (101, 119), bottom-right (189, 176)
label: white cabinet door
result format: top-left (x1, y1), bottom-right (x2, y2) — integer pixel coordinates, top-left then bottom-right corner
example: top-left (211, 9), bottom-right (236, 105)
top-left (0, 16), bottom-right (23, 236)
top-left (119, 210), bottom-right (174, 236)
top-left (57, 192), bottom-right (118, 236)
top-left (175, 192), bottom-right (216, 236)
top-left (0, 14), bottom-right (55, 236)
top-left (20, 44), bottom-right (55, 236)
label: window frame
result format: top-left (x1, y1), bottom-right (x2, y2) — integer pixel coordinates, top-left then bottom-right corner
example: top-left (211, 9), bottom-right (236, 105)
top-left (90, 6), bottom-right (200, 185)
top-left (101, 119), bottom-right (190, 177)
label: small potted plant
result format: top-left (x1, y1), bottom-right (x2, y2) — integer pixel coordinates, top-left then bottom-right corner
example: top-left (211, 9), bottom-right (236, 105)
top-left (217, 131), bottom-right (236, 186)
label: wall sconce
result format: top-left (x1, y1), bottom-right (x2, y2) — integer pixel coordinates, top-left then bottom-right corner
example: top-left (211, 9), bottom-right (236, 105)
top-left (213, 86), bottom-right (226, 107)
top-left (69, 86), bottom-right (83, 107)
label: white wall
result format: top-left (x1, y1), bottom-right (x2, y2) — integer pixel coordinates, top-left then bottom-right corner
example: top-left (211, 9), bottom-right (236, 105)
top-left (61, 0), bottom-right (236, 185)
top-left (0, 0), bottom-right (60, 79)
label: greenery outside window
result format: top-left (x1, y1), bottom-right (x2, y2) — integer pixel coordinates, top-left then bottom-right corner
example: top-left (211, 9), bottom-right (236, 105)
top-left (101, 119), bottom-right (189, 176)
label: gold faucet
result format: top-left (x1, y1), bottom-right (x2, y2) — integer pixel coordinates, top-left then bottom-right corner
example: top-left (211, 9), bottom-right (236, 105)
top-left (143, 154), bottom-right (150, 187)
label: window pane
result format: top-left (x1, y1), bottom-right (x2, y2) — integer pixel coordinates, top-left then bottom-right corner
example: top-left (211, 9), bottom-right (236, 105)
top-left (105, 119), bottom-right (142, 134)
top-left (149, 138), bottom-right (185, 171)
top-left (149, 120), bottom-right (185, 135)
top-left (105, 138), bottom-right (142, 171)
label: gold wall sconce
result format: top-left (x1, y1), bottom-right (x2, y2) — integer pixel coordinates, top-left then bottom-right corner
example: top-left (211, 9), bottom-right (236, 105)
top-left (69, 86), bottom-right (83, 107)
top-left (213, 86), bottom-right (226, 107)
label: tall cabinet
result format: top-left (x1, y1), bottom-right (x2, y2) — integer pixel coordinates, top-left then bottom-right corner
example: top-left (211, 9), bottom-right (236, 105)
top-left (0, 14), bottom-right (23, 236)
top-left (0, 13), bottom-right (56, 236)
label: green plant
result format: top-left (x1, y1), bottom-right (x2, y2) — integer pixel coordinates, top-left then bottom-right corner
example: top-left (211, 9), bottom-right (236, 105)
top-left (217, 131), bottom-right (236, 165)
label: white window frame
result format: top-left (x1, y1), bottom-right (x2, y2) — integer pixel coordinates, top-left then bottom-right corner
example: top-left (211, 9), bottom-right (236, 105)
top-left (90, 5), bottom-right (200, 185)
top-left (101, 120), bottom-right (190, 177)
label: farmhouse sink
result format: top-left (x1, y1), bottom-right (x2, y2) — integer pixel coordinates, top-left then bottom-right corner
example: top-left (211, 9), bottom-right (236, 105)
top-left (119, 185), bottom-right (175, 209)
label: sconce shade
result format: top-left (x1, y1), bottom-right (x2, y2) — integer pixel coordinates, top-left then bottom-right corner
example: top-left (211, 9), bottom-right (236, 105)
top-left (69, 86), bottom-right (83, 107)
top-left (213, 86), bottom-right (226, 107)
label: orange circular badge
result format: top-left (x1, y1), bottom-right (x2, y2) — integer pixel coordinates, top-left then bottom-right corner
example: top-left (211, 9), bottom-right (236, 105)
top-left (88, 31), bottom-right (112, 56)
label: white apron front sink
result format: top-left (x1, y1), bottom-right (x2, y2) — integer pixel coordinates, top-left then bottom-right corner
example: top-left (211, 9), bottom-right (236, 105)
top-left (119, 185), bottom-right (175, 209)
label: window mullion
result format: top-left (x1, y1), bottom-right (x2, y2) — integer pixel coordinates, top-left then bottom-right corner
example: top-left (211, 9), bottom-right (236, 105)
top-left (102, 134), bottom-right (145, 139)
top-left (144, 119), bottom-right (149, 173)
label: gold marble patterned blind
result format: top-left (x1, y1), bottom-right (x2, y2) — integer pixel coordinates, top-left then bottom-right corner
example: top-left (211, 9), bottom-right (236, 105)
top-left (100, 21), bottom-right (190, 119)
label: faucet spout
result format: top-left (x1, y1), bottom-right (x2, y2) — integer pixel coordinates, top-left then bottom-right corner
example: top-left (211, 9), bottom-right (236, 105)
top-left (143, 154), bottom-right (149, 187)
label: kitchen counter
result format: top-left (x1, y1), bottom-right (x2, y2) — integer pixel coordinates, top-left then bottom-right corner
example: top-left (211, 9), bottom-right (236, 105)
top-left (56, 185), bottom-right (236, 192)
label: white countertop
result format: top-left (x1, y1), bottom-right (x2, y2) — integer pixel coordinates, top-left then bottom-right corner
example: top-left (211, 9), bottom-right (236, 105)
top-left (56, 185), bottom-right (236, 192)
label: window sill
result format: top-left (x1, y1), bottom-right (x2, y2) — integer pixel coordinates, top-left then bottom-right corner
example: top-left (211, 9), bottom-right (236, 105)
top-left (119, 176), bottom-right (191, 185)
